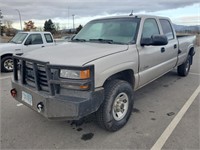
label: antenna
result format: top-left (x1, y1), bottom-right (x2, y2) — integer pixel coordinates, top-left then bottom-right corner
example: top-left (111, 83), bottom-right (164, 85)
top-left (129, 10), bottom-right (133, 16)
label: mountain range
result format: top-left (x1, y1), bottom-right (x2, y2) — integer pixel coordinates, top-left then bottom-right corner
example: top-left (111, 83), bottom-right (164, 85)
top-left (173, 24), bottom-right (200, 32)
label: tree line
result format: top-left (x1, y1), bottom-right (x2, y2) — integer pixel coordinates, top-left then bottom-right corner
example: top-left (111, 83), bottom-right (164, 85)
top-left (0, 11), bottom-right (83, 36)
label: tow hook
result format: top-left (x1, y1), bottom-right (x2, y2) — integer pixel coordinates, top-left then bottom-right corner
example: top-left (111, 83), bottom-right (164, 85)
top-left (37, 102), bottom-right (44, 113)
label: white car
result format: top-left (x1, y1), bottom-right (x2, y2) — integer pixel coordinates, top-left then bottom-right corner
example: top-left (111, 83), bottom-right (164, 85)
top-left (0, 32), bottom-right (55, 72)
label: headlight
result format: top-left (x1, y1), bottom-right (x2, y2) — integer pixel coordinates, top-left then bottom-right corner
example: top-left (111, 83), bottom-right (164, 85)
top-left (59, 69), bottom-right (91, 90)
top-left (60, 69), bottom-right (90, 79)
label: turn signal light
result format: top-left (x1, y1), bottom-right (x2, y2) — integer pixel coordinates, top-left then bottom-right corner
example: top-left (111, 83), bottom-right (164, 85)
top-left (80, 70), bottom-right (90, 79)
top-left (10, 88), bottom-right (17, 97)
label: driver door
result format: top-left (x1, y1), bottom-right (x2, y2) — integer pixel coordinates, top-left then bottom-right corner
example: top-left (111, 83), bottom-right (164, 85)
top-left (23, 34), bottom-right (45, 52)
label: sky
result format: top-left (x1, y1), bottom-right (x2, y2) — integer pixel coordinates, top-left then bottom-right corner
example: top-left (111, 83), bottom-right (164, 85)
top-left (0, 0), bottom-right (199, 30)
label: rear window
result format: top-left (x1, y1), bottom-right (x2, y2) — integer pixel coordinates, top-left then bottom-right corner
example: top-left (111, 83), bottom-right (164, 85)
top-left (159, 19), bottom-right (174, 40)
top-left (44, 34), bottom-right (53, 43)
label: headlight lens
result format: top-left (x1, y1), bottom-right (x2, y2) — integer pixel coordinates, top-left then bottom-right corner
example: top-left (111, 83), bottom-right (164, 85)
top-left (59, 69), bottom-right (91, 90)
top-left (60, 69), bottom-right (90, 79)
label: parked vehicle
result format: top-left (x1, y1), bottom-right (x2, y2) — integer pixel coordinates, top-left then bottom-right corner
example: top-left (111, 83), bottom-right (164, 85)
top-left (11, 15), bottom-right (196, 131)
top-left (0, 32), bottom-right (55, 72)
top-left (54, 34), bottom-right (76, 43)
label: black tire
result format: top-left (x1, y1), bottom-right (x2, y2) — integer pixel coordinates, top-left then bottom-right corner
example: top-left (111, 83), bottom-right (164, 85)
top-left (177, 55), bottom-right (191, 76)
top-left (1, 56), bottom-right (13, 72)
top-left (96, 80), bottom-right (134, 132)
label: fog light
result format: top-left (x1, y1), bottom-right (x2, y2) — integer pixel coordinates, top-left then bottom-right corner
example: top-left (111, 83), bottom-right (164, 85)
top-left (10, 88), bottom-right (17, 97)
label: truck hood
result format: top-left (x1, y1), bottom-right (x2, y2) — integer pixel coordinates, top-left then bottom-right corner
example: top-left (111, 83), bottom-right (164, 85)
top-left (0, 43), bottom-right (21, 52)
top-left (22, 42), bottom-right (129, 66)
top-left (0, 43), bottom-right (21, 49)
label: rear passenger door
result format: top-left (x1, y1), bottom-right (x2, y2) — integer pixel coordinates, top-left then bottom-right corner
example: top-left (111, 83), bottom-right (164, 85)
top-left (23, 34), bottom-right (45, 52)
top-left (159, 19), bottom-right (178, 68)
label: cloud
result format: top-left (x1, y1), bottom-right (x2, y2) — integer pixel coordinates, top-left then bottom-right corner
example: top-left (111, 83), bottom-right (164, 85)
top-left (1, 0), bottom-right (199, 21)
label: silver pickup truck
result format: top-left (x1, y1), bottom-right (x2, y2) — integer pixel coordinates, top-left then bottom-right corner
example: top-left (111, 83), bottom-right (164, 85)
top-left (11, 15), bottom-right (196, 131)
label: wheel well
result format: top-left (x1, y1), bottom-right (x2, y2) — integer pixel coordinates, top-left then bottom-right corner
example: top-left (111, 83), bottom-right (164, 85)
top-left (189, 47), bottom-right (194, 55)
top-left (103, 70), bottom-right (134, 88)
top-left (188, 47), bottom-right (195, 64)
top-left (1, 54), bottom-right (13, 59)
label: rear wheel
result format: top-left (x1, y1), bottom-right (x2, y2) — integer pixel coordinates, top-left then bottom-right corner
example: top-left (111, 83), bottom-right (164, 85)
top-left (96, 80), bottom-right (134, 132)
top-left (1, 56), bottom-right (13, 72)
top-left (177, 55), bottom-right (191, 76)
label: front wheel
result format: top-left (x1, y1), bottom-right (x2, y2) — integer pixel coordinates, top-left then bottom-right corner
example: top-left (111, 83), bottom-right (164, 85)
top-left (96, 80), bottom-right (134, 132)
top-left (177, 55), bottom-right (191, 76)
top-left (1, 56), bottom-right (13, 72)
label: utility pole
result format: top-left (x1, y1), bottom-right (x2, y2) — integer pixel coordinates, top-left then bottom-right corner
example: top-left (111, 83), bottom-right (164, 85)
top-left (0, 10), bottom-right (3, 25)
top-left (72, 14), bottom-right (75, 31)
top-left (68, 6), bottom-right (70, 29)
top-left (15, 9), bottom-right (22, 30)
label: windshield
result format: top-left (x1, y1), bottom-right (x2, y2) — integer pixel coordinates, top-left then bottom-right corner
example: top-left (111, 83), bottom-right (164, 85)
top-left (73, 18), bottom-right (140, 44)
top-left (10, 33), bottom-right (28, 44)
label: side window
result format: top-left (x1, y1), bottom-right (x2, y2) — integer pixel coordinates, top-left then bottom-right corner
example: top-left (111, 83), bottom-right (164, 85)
top-left (25, 34), bottom-right (43, 45)
top-left (44, 34), bottom-right (53, 43)
top-left (142, 19), bottom-right (160, 38)
top-left (159, 19), bottom-right (174, 40)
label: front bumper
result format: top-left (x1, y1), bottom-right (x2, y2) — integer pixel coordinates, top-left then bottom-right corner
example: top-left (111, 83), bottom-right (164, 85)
top-left (12, 80), bottom-right (104, 120)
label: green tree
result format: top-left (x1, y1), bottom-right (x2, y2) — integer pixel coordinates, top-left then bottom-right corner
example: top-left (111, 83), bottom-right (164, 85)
top-left (44, 19), bottom-right (56, 34)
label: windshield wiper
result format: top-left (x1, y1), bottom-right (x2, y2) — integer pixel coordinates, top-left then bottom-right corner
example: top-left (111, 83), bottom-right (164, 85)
top-left (89, 38), bottom-right (127, 45)
top-left (72, 38), bottom-right (86, 42)
top-left (89, 38), bottom-right (113, 44)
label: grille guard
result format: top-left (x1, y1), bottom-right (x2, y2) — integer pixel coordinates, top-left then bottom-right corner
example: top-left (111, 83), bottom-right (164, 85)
top-left (13, 55), bottom-right (95, 96)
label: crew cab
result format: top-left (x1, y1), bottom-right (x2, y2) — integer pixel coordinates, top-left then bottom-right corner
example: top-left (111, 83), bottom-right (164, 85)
top-left (0, 32), bottom-right (55, 72)
top-left (11, 15), bottom-right (196, 131)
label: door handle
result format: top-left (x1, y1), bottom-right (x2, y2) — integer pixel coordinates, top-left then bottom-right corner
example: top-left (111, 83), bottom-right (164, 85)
top-left (174, 44), bottom-right (177, 49)
top-left (161, 47), bottom-right (165, 53)
top-left (41, 46), bottom-right (45, 48)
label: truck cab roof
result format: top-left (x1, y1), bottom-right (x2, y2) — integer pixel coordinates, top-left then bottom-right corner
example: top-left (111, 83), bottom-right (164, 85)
top-left (92, 14), bottom-right (170, 21)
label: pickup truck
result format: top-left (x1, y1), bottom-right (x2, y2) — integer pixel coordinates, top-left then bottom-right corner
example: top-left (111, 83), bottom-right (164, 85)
top-left (0, 31), bottom-right (55, 72)
top-left (11, 15), bottom-right (196, 131)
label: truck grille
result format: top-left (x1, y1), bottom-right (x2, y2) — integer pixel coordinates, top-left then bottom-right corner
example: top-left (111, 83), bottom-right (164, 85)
top-left (24, 61), bottom-right (49, 92)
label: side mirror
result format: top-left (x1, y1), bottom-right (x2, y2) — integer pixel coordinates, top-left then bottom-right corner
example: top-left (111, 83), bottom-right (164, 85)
top-left (141, 35), bottom-right (168, 46)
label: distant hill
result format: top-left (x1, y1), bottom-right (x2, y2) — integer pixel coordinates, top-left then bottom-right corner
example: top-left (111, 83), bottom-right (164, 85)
top-left (173, 24), bottom-right (200, 33)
